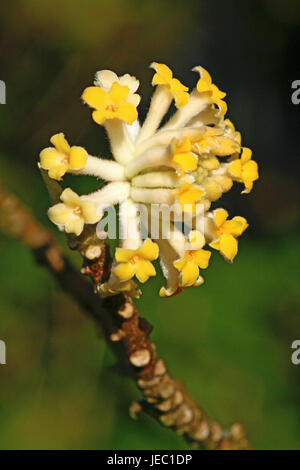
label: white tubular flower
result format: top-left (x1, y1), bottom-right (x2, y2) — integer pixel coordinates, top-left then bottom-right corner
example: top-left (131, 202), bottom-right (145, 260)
top-left (41, 62), bottom-right (258, 298)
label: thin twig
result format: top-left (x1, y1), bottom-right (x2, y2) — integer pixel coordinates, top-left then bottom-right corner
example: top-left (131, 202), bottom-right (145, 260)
top-left (0, 182), bottom-right (249, 450)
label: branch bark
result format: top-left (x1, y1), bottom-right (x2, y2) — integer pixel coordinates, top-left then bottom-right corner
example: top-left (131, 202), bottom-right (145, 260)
top-left (0, 182), bottom-right (249, 450)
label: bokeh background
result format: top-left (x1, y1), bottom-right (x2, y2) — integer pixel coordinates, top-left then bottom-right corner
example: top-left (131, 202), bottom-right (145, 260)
top-left (0, 0), bottom-right (300, 450)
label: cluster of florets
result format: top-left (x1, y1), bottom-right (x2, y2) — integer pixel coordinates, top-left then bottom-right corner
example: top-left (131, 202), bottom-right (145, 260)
top-left (39, 63), bottom-right (258, 298)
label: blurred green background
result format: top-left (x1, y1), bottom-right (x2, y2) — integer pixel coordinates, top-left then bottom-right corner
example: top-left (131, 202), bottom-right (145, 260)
top-left (0, 0), bottom-right (300, 450)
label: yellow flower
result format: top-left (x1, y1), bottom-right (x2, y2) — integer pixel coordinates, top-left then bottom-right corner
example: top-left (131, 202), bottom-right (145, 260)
top-left (151, 62), bottom-right (189, 108)
top-left (82, 82), bottom-right (138, 125)
top-left (95, 69), bottom-right (141, 107)
top-left (177, 182), bottom-right (204, 213)
top-left (193, 128), bottom-right (240, 156)
top-left (48, 188), bottom-right (101, 236)
top-left (174, 231), bottom-right (211, 287)
top-left (39, 133), bottom-right (88, 181)
top-left (194, 66), bottom-right (227, 117)
top-left (171, 138), bottom-right (198, 174)
top-left (113, 239), bottom-right (159, 283)
top-left (209, 209), bottom-right (248, 261)
top-left (229, 147), bottom-right (259, 194)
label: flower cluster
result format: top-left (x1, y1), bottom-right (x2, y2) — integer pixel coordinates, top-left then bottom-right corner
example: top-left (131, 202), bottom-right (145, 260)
top-left (39, 62), bottom-right (258, 298)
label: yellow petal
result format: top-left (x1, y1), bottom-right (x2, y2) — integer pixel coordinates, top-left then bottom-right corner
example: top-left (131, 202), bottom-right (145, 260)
top-left (209, 239), bottom-right (221, 251)
top-left (173, 255), bottom-right (188, 272)
top-left (222, 216), bottom-right (248, 236)
top-left (174, 89), bottom-right (189, 108)
top-left (189, 230), bottom-right (205, 249)
top-left (241, 147), bottom-right (252, 163)
top-left (40, 148), bottom-right (63, 169)
top-left (242, 179), bottom-right (254, 194)
top-left (48, 203), bottom-right (73, 225)
top-left (81, 201), bottom-right (100, 224)
top-left (196, 78), bottom-right (212, 94)
top-left (69, 146), bottom-right (88, 170)
top-left (65, 218), bottom-right (85, 236)
top-left (115, 248), bottom-right (135, 263)
top-left (60, 188), bottom-right (81, 207)
top-left (181, 261), bottom-right (199, 287)
top-left (170, 78), bottom-right (189, 108)
top-left (229, 159), bottom-right (243, 178)
top-left (215, 98), bottom-right (227, 117)
top-left (194, 249), bottom-right (211, 269)
top-left (135, 259), bottom-right (156, 283)
top-left (92, 109), bottom-right (108, 125)
top-left (151, 62), bottom-right (173, 85)
top-left (213, 208), bottom-right (228, 228)
top-left (137, 239), bottom-right (159, 261)
top-left (174, 138), bottom-right (191, 153)
top-left (178, 183), bottom-right (204, 212)
top-left (50, 133), bottom-right (70, 154)
top-left (243, 160), bottom-right (258, 182)
top-left (82, 86), bottom-right (108, 110)
top-left (116, 102), bottom-right (138, 124)
top-left (219, 233), bottom-right (238, 261)
top-left (48, 164), bottom-right (69, 181)
top-left (40, 148), bottom-right (68, 180)
top-left (173, 152), bottom-right (198, 173)
top-left (211, 84), bottom-right (226, 100)
top-left (113, 262), bottom-right (135, 281)
top-left (199, 67), bottom-right (212, 85)
top-left (109, 82), bottom-right (129, 105)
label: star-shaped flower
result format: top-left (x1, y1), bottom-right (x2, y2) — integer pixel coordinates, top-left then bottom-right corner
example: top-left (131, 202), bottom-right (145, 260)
top-left (174, 231), bottom-right (211, 287)
top-left (39, 133), bottom-right (88, 181)
top-left (82, 82), bottom-right (138, 125)
top-left (113, 239), bottom-right (159, 283)
top-left (48, 188), bottom-right (101, 236)
top-left (229, 147), bottom-right (259, 193)
top-left (209, 209), bottom-right (248, 261)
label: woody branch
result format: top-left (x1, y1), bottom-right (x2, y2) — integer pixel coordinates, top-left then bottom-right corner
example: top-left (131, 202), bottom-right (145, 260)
top-left (0, 181), bottom-right (249, 450)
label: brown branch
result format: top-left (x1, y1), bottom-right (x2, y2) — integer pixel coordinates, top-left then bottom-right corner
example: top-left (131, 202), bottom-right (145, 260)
top-left (0, 182), bottom-right (249, 450)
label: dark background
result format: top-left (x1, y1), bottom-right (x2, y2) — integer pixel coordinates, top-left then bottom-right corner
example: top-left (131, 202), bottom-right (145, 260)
top-left (0, 0), bottom-right (299, 449)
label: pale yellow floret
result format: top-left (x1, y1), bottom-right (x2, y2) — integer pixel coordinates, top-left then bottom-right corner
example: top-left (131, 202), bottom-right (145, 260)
top-left (48, 188), bottom-right (100, 236)
top-left (151, 62), bottom-right (189, 108)
top-left (229, 147), bottom-right (259, 193)
top-left (39, 133), bottom-right (88, 181)
top-left (113, 239), bottom-right (159, 283)
top-left (174, 230), bottom-right (211, 287)
top-left (209, 208), bottom-right (248, 261)
top-left (82, 82), bottom-right (138, 125)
